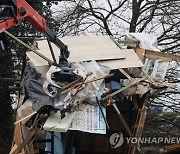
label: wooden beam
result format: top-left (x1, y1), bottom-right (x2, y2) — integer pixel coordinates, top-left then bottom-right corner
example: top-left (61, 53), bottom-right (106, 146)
top-left (14, 112), bottom-right (36, 125)
top-left (128, 97), bottom-right (148, 154)
top-left (10, 130), bottom-right (35, 154)
top-left (3, 30), bottom-right (54, 65)
top-left (118, 40), bottom-right (140, 45)
top-left (160, 143), bottom-right (180, 153)
top-left (112, 102), bottom-right (133, 137)
top-left (132, 48), bottom-right (145, 77)
top-left (141, 68), bottom-right (157, 86)
top-left (145, 50), bottom-right (180, 62)
top-left (135, 48), bottom-right (146, 60)
top-left (156, 82), bottom-right (176, 89)
top-left (119, 68), bottom-right (134, 82)
top-left (145, 80), bottom-right (176, 89)
top-left (62, 73), bottom-right (114, 94)
top-left (101, 76), bottom-right (148, 100)
top-left (0, 77), bottom-right (20, 81)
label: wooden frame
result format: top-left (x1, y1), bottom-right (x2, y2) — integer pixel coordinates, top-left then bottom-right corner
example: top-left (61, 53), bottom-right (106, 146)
top-left (142, 58), bottom-right (169, 81)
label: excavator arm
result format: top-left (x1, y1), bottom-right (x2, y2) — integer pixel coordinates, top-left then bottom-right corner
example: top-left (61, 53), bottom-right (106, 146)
top-left (0, 0), bottom-right (69, 62)
top-left (0, 0), bottom-right (79, 84)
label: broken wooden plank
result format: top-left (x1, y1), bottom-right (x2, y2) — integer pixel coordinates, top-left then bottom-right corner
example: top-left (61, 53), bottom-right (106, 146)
top-left (132, 48), bottom-right (146, 77)
top-left (101, 76), bottom-right (148, 100)
top-left (3, 30), bottom-right (54, 65)
top-left (112, 102), bottom-right (133, 137)
top-left (10, 130), bottom-right (35, 154)
top-left (135, 48), bottom-right (146, 60)
top-left (122, 82), bottom-right (151, 96)
top-left (145, 50), bottom-right (180, 62)
top-left (16, 99), bottom-right (37, 125)
top-left (14, 112), bottom-right (36, 125)
top-left (9, 144), bottom-right (24, 154)
top-left (119, 68), bottom-right (134, 82)
top-left (141, 68), bottom-right (157, 86)
top-left (11, 93), bottom-right (25, 151)
top-left (62, 73), bottom-right (114, 94)
top-left (155, 82), bottom-right (176, 89)
top-left (159, 143), bottom-right (180, 153)
top-left (128, 97), bottom-right (148, 154)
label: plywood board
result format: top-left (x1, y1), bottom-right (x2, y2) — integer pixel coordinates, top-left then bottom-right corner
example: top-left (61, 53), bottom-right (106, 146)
top-left (43, 111), bottom-right (76, 132)
top-left (26, 35), bottom-right (143, 69)
top-left (37, 35), bottom-right (125, 61)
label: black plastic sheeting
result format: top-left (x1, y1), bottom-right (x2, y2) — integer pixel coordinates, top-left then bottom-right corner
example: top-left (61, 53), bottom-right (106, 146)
top-left (22, 62), bottom-right (54, 111)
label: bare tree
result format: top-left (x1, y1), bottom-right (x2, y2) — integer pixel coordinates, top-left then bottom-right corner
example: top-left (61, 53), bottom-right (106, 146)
top-left (52, 0), bottom-right (180, 111)
top-left (54, 1), bottom-right (180, 47)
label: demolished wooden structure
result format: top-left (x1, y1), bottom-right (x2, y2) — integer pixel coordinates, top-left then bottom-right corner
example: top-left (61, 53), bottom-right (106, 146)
top-left (8, 34), bottom-right (180, 154)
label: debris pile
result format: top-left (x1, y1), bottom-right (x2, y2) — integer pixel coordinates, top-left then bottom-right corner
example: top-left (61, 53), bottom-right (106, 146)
top-left (10, 35), bottom-right (179, 154)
